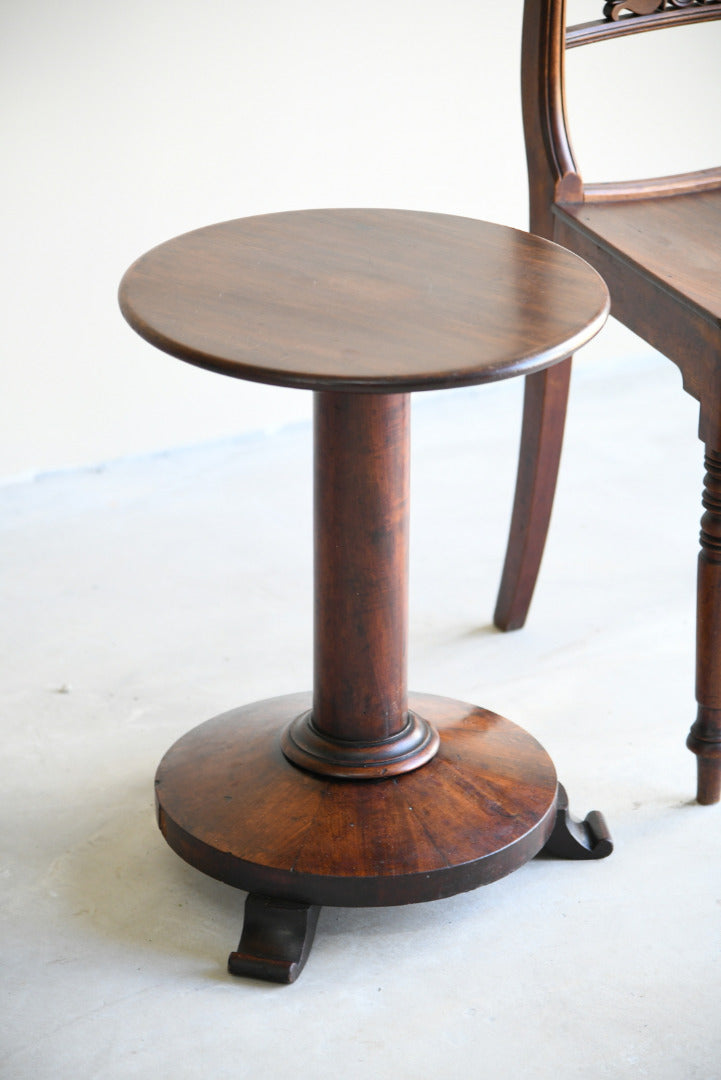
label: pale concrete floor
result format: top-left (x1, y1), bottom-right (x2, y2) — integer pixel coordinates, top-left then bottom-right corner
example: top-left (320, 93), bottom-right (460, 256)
top-left (2, 347), bottom-right (720, 1079)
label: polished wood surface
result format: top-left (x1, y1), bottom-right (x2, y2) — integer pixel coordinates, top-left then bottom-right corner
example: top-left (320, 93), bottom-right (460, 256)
top-left (118, 209), bottom-right (608, 393)
top-left (228, 895), bottom-right (321, 985)
top-left (121, 201), bottom-right (613, 978)
top-left (282, 391), bottom-right (439, 778)
top-left (313, 392), bottom-right (409, 743)
top-left (497, 0), bottom-right (721, 804)
top-left (156, 692), bottom-right (559, 908)
top-left (569, 3), bottom-right (721, 46)
top-left (552, 206), bottom-right (721, 415)
top-left (689, 449), bottom-right (721, 804)
top-left (493, 360), bottom-right (572, 630)
top-left (542, 784), bottom-right (613, 859)
top-left (560, 190), bottom-right (721, 327)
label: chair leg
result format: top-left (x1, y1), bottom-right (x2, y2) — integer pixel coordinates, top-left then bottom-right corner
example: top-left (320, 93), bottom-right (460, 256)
top-left (494, 359), bottom-right (572, 631)
top-left (687, 447), bottom-right (721, 804)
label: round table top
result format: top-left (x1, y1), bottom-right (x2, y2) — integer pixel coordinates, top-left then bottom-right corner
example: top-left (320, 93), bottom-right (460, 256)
top-left (119, 208), bottom-right (609, 393)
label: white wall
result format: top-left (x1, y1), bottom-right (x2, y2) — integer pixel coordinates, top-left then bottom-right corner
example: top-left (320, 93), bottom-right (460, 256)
top-left (1, 2), bottom-right (718, 482)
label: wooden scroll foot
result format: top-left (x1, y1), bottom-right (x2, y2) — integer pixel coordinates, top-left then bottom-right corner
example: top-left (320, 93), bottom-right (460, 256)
top-left (228, 894), bottom-right (321, 984)
top-left (541, 784), bottom-right (613, 860)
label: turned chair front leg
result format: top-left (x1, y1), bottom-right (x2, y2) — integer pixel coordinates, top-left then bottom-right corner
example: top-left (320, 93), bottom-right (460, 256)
top-left (689, 446), bottom-right (721, 804)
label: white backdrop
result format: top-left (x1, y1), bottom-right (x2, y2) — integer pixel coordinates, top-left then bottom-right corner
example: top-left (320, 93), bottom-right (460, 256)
top-left (1, 1), bottom-right (718, 481)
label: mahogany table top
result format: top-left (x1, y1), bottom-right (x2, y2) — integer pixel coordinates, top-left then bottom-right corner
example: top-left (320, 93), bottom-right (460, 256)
top-left (119, 208), bottom-right (609, 393)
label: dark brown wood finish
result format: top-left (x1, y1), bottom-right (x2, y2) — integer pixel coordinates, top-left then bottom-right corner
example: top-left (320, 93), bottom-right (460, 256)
top-left (542, 784), bottom-right (613, 859)
top-left (228, 895), bottom-right (321, 984)
top-left (118, 209), bottom-right (608, 393)
top-left (156, 692), bottom-right (559, 908)
top-left (122, 207), bottom-right (612, 980)
top-left (493, 360), bottom-right (572, 630)
top-left (313, 391), bottom-right (408, 742)
top-left (282, 390), bottom-right (440, 778)
top-left (496, 0), bottom-right (721, 804)
top-left (573, 3), bottom-right (721, 45)
top-left (689, 450), bottom-right (721, 805)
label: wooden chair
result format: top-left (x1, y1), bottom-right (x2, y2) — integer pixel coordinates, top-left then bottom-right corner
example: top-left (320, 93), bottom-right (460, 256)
top-left (494, 0), bottom-right (721, 803)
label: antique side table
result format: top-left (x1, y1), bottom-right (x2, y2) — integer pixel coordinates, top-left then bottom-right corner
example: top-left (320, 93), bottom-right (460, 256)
top-left (119, 209), bottom-right (612, 983)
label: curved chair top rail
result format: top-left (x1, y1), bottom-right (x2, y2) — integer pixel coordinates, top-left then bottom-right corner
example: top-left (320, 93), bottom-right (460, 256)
top-left (522, 0), bottom-right (721, 211)
top-left (568, 2), bottom-right (721, 49)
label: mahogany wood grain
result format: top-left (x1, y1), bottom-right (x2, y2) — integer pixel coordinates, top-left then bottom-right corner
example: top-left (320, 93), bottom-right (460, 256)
top-left (583, 168), bottom-right (721, 204)
top-left (493, 0), bottom-right (582, 631)
top-left (156, 692), bottom-right (559, 908)
top-left (689, 450), bottom-right (721, 805)
top-left (122, 203), bottom-right (613, 978)
top-left (494, 359), bottom-right (572, 630)
top-left (551, 208), bottom-right (720, 424)
top-left (118, 209), bottom-right (608, 393)
top-left (560, 191), bottom-right (721, 328)
top-left (312, 392), bottom-right (408, 743)
top-left (498, 0), bottom-right (721, 802)
top-left (282, 390), bottom-right (439, 778)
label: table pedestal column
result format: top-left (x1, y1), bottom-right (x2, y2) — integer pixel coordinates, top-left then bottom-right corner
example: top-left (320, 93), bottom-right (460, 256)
top-left (154, 392), bottom-right (611, 984)
top-left (283, 391), bottom-right (438, 778)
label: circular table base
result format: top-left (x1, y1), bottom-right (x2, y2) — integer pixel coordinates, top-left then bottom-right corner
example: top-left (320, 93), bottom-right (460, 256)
top-left (155, 691), bottom-right (558, 908)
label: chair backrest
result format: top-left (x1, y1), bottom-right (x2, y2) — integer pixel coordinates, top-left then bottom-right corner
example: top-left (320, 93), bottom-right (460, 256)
top-left (521, 0), bottom-right (721, 237)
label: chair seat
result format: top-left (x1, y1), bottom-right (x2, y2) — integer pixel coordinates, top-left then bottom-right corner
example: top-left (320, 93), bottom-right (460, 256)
top-left (119, 208), bottom-right (608, 393)
top-left (557, 187), bottom-right (721, 329)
